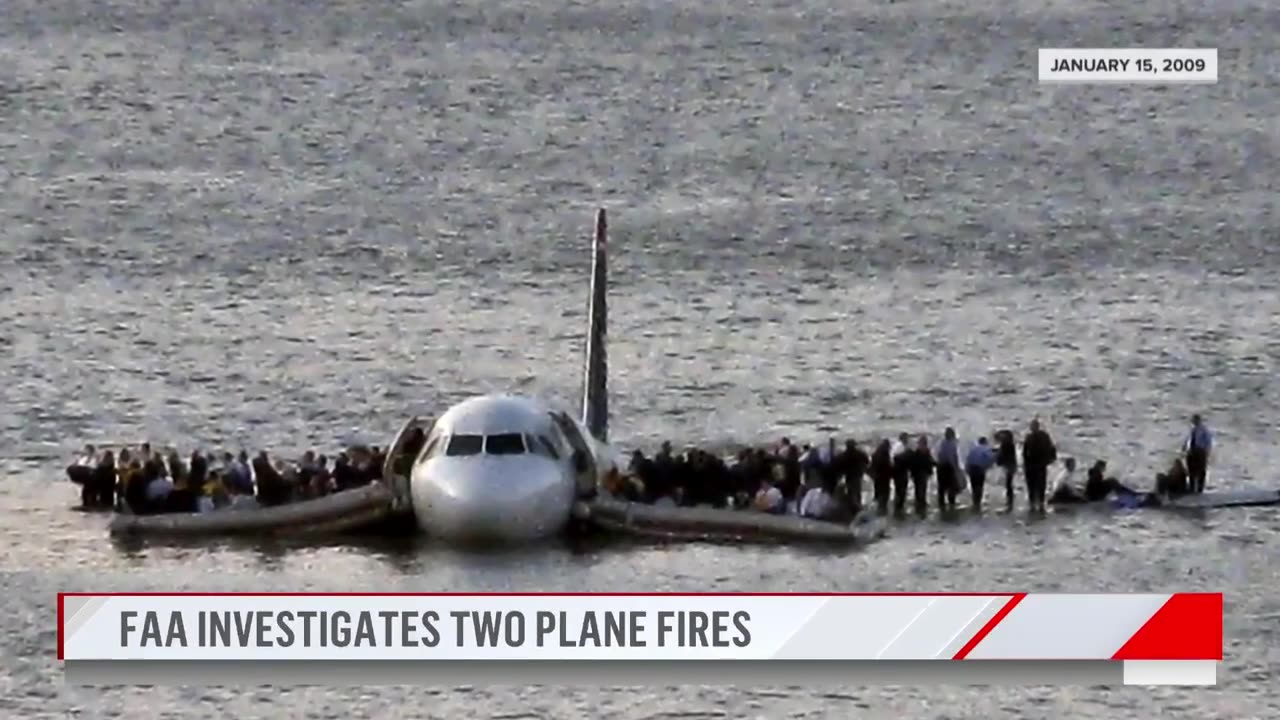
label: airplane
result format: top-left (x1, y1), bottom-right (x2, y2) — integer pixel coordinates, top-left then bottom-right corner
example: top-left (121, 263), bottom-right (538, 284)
top-left (380, 209), bottom-right (622, 543)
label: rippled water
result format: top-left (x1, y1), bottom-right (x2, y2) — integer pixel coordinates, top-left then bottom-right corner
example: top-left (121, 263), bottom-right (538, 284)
top-left (3, 0), bottom-right (1278, 717)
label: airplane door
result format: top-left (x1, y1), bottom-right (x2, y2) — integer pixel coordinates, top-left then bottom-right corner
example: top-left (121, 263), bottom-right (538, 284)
top-left (383, 416), bottom-right (430, 511)
top-left (550, 412), bottom-right (598, 497)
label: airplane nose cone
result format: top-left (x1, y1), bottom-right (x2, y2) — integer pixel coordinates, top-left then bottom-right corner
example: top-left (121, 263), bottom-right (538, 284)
top-left (409, 459), bottom-right (574, 543)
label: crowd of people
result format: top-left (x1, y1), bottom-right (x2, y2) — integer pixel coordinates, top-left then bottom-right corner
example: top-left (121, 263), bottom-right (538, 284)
top-left (65, 442), bottom-right (388, 515)
top-left (606, 415), bottom-right (1216, 522)
top-left (66, 415), bottom-right (1215, 526)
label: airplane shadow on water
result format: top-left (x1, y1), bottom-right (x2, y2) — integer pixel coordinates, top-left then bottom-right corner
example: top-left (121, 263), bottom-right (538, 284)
top-left (105, 523), bottom-right (887, 575)
top-left (106, 528), bottom-right (623, 577)
top-left (103, 500), bottom-right (1221, 575)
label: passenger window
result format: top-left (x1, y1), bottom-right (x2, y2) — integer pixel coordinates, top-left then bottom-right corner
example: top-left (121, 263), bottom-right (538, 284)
top-left (445, 434), bottom-right (484, 456)
top-left (485, 433), bottom-right (526, 455)
top-left (537, 435), bottom-right (561, 460)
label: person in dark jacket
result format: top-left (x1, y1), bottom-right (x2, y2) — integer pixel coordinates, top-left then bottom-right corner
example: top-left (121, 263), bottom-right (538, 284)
top-left (908, 435), bottom-right (936, 516)
top-left (869, 439), bottom-right (894, 515)
top-left (837, 440), bottom-right (869, 516)
top-left (995, 429), bottom-right (1018, 510)
top-left (90, 451), bottom-right (117, 509)
top-left (188, 450), bottom-right (208, 489)
top-left (253, 451), bottom-right (289, 506)
top-left (1085, 459), bottom-right (1136, 501)
top-left (1021, 420), bottom-right (1058, 512)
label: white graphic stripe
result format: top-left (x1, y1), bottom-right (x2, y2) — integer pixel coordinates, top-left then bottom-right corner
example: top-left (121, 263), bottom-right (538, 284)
top-left (937, 597), bottom-right (1006, 659)
top-left (875, 598), bottom-right (935, 659)
top-left (878, 596), bottom-right (996, 659)
top-left (64, 597), bottom-right (109, 647)
top-left (767, 597), bottom-right (834, 659)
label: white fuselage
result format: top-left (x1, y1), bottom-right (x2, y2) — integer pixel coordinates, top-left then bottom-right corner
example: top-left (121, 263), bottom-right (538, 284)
top-left (406, 395), bottom-right (611, 543)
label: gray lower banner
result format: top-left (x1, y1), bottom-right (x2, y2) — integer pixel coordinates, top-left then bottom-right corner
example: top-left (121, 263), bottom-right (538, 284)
top-left (65, 659), bottom-right (1124, 686)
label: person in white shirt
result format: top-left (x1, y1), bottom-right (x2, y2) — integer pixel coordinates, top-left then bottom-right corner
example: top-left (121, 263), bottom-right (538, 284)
top-left (67, 444), bottom-right (97, 498)
top-left (964, 437), bottom-right (997, 510)
top-left (1048, 458), bottom-right (1083, 504)
top-left (144, 473), bottom-right (175, 510)
top-left (799, 476), bottom-right (840, 521)
top-left (890, 432), bottom-right (912, 514)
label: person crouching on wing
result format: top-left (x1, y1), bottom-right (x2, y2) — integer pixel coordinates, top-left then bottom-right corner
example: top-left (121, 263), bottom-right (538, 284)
top-left (1155, 457), bottom-right (1190, 499)
top-left (799, 473), bottom-right (842, 522)
top-left (1048, 458), bottom-right (1085, 505)
top-left (964, 437), bottom-right (996, 511)
top-left (1084, 460), bottom-right (1137, 501)
top-left (753, 480), bottom-right (787, 515)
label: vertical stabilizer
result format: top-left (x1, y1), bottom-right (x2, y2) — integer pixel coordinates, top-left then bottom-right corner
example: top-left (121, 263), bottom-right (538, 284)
top-left (581, 208), bottom-right (609, 443)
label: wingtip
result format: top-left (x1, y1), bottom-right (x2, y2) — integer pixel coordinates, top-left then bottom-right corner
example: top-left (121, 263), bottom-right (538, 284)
top-left (595, 208), bottom-right (607, 236)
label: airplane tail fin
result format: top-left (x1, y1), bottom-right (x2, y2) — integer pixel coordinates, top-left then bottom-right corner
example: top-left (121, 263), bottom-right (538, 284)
top-left (581, 208), bottom-right (609, 443)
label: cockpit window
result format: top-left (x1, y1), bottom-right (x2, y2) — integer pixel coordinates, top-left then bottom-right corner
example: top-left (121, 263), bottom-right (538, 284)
top-left (526, 433), bottom-right (559, 459)
top-left (485, 433), bottom-right (526, 455)
top-left (536, 435), bottom-right (561, 459)
top-left (445, 434), bottom-right (484, 456)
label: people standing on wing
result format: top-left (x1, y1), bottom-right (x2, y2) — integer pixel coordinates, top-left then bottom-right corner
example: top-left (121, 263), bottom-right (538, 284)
top-left (964, 436), bottom-right (996, 511)
top-left (995, 429), bottom-right (1018, 510)
top-left (908, 435), bottom-right (936, 515)
top-left (838, 439), bottom-right (869, 516)
top-left (868, 439), bottom-right (894, 515)
top-left (652, 441), bottom-right (677, 501)
top-left (934, 427), bottom-right (962, 511)
top-left (90, 450), bottom-right (117, 509)
top-left (1184, 414), bottom-right (1212, 494)
top-left (166, 449), bottom-right (188, 489)
top-left (799, 443), bottom-right (821, 492)
top-left (1021, 420), bottom-right (1057, 513)
top-left (890, 432), bottom-right (913, 515)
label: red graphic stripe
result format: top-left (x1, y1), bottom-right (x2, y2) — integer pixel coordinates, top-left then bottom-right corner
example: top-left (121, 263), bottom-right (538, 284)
top-left (56, 593), bottom-right (64, 661)
top-left (1111, 592), bottom-right (1223, 660)
top-left (952, 593), bottom-right (1027, 659)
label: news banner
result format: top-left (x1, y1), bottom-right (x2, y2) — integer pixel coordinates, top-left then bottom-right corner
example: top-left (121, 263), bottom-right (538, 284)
top-left (59, 592), bottom-right (1222, 685)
